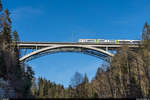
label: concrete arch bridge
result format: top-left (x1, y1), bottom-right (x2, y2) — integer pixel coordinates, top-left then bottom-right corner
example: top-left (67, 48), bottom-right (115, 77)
top-left (17, 42), bottom-right (139, 62)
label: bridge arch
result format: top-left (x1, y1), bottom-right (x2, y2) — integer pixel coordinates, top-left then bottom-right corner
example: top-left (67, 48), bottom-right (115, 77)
top-left (19, 45), bottom-right (114, 62)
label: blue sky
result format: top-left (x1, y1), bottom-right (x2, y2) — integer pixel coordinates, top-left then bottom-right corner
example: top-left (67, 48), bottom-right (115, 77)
top-left (3, 0), bottom-right (150, 87)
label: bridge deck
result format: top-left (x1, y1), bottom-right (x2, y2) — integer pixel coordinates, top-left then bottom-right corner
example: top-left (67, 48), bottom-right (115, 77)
top-left (18, 42), bottom-right (140, 62)
top-left (17, 41), bottom-right (140, 45)
top-left (17, 42), bottom-right (140, 50)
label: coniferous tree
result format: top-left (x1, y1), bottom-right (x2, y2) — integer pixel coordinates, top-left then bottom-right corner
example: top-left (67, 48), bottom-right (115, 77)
top-left (31, 78), bottom-right (38, 97)
top-left (67, 85), bottom-right (74, 98)
top-left (78, 73), bottom-right (89, 98)
top-left (13, 30), bottom-right (19, 42)
top-left (142, 22), bottom-right (150, 40)
top-left (0, 2), bottom-right (35, 97)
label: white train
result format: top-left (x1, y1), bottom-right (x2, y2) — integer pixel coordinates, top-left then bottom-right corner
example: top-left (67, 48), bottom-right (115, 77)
top-left (78, 39), bottom-right (141, 44)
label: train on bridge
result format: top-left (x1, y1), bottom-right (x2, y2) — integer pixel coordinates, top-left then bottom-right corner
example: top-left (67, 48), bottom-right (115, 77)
top-left (78, 39), bottom-right (141, 44)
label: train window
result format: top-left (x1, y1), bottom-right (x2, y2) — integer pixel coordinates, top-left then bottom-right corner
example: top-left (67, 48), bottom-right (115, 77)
top-left (132, 41), bottom-right (140, 43)
top-left (87, 40), bottom-right (95, 42)
top-left (110, 40), bottom-right (115, 43)
top-left (119, 41), bottom-right (131, 44)
top-left (99, 40), bottom-right (104, 42)
top-left (118, 41), bottom-right (126, 43)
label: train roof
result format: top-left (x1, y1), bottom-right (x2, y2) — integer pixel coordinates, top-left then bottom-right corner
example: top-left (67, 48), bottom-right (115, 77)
top-left (78, 39), bottom-right (141, 41)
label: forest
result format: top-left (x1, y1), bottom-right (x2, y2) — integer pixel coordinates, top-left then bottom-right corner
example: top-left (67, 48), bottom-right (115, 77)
top-left (1, 0), bottom-right (150, 98)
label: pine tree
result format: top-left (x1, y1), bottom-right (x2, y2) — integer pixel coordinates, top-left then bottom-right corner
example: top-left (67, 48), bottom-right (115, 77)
top-left (83, 73), bottom-right (89, 84)
top-left (80, 73), bottom-right (89, 98)
top-left (43, 79), bottom-right (48, 97)
top-left (0, 1), bottom-right (35, 98)
top-left (142, 22), bottom-right (150, 40)
top-left (95, 67), bottom-right (103, 80)
top-left (38, 78), bottom-right (44, 97)
top-left (2, 9), bottom-right (12, 49)
top-left (67, 85), bottom-right (74, 98)
top-left (31, 78), bottom-right (38, 97)
top-left (13, 30), bottom-right (19, 42)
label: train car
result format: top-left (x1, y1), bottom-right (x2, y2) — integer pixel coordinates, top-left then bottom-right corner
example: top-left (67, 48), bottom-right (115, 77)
top-left (118, 40), bottom-right (141, 44)
top-left (78, 39), bottom-right (116, 44)
top-left (78, 39), bottom-right (141, 44)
